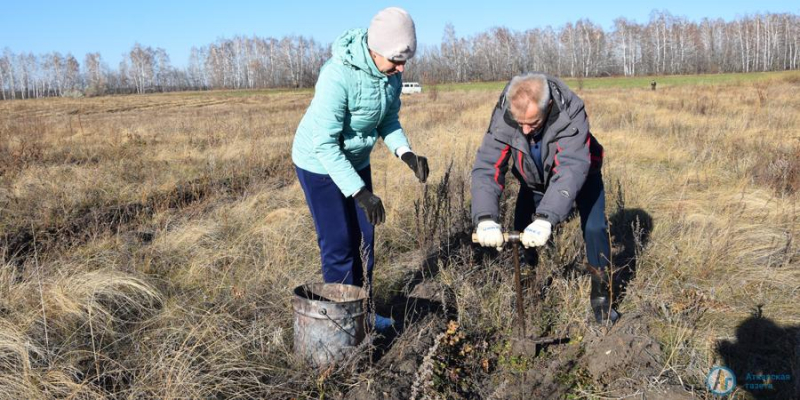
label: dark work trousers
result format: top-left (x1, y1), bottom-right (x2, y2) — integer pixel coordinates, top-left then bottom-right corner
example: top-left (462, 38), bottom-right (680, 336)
top-left (513, 172), bottom-right (611, 269)
top-left (295, 165), bottom-right (374, 287)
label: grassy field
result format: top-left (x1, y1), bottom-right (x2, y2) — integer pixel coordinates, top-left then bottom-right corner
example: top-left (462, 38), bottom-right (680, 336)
top-left (0, 71), bottom-right (798, 399)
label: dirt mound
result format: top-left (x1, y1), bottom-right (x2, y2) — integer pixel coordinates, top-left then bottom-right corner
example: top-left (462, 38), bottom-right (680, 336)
top-left (581, 313), bottom-right (696, 398)
top-left (486, 340), bottom-right (582, 399)
top-left (582, 313), bottom-right (662, 384)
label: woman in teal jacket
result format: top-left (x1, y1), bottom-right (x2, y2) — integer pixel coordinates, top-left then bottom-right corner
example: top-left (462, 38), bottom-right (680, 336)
top-left (292, 7), bottom-right (429, 330)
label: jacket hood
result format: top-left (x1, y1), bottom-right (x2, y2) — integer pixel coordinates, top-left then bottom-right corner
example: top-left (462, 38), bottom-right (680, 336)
top-left (331, 28), bottom-right (384, 79)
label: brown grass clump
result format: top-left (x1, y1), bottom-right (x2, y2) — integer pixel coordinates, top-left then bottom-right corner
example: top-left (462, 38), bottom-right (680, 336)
top-left (0, 73), bottom-right (798, 398)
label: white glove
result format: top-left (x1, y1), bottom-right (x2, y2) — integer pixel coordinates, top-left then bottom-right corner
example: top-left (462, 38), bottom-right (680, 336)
top-left (476, 220), bottom-right (504, 250)
top-left (522, 219), bottom-right (552, 248)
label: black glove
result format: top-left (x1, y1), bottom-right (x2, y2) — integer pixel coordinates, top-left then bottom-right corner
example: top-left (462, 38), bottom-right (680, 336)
top-left (401, 152), bottom-right (429, 183)
top-left (354, 188), bottom-right (385, 226)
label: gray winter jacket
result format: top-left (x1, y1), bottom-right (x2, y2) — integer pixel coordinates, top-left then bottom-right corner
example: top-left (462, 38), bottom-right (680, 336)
top-left (470, 74), bottom-right (604, 226)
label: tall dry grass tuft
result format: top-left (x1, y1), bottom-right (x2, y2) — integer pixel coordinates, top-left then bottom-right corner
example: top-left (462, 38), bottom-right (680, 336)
top-left (0, 269), bottom-right (161, 398)
top-left (751, 143), bottom-right (800, 196)
top-left (0, 319), bottom-right (45, 399)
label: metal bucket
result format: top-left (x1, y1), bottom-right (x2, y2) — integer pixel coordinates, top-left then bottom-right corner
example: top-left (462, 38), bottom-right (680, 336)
top-left (292, 283), bottom-right (368, 367)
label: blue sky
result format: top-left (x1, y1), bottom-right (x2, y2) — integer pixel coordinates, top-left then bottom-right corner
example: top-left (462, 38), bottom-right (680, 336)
top-left (2, 1), bottom-right (797, 67)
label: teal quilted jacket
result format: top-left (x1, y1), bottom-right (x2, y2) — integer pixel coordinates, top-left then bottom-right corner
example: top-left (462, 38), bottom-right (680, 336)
top-left (291, 28), bottom-right (410, 196)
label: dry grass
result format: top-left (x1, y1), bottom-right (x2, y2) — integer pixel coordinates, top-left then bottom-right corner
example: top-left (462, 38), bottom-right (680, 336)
top-left (0, 72), bottom-right (798, 398)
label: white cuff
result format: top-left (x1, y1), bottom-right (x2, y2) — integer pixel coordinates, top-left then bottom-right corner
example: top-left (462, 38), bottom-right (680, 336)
top-left (395, 146), bottom-right (412, 158)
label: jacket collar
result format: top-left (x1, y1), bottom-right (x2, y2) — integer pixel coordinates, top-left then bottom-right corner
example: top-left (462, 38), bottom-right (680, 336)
top-left (332, 28), bottom-right (387, 80)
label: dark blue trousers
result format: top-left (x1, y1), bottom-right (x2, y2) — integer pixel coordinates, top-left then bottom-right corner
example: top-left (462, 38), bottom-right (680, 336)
top-left (295, 165), bottom-right (374, 286)
top-left (514, 173), bottom-right (611, 269)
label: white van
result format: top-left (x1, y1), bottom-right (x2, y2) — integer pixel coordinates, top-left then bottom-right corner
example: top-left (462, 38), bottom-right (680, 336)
top-left (401, 82), bottom-right (422, 94)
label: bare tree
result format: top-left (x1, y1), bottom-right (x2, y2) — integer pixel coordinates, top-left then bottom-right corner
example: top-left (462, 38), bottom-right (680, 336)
top-left (84, 52), bottom-right (106, 96)
top-left (128, 43), bottom-right (155, 94)
top-left (0, 53), bottom-right (8, 100)
top-left (153, 48), bottom-right (171, 91)
top-left (2, 49), bottom-right (17, 99)
top-left (64, 54), bottom-right (80, 94)
top-left (187, 46), bottom-right (206, 89)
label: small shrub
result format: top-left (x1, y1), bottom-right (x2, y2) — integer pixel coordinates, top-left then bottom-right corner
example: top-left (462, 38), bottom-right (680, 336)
top-left (62, 89), bottom-right (85, 98)
top-left (751, 145), bottom-right (800, 196)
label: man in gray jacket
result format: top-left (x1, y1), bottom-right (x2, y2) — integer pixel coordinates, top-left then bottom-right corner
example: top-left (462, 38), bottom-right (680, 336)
top-left (471, 73), bottom-right (619, 325)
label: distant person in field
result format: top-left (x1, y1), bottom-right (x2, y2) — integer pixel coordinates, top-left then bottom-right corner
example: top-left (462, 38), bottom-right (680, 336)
top-left (471, 73), bottom-right (619, 325)
top-left (292, 7), bottom-right (428, 331)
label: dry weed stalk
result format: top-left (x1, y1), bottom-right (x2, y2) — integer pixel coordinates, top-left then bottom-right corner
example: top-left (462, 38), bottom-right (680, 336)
top-left (410, 325), bottom-right (449, 400)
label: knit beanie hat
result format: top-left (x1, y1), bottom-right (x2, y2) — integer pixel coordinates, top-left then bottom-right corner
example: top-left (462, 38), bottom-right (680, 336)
top-left (367, 7), bottom-right (417, 62)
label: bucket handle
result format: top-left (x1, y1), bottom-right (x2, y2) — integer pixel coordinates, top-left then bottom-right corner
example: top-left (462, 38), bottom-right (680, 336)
top-left (319, 308), bottom-right (360, 340)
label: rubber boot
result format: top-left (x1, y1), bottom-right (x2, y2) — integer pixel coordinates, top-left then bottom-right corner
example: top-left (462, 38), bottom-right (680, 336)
top-left (588, 266), bottom-right (620, 325)
top-left (373, 314), bottom-right (395, 332)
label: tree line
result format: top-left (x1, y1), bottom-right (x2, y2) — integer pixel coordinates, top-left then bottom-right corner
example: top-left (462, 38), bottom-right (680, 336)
top-left (1, 11), bottom-right (798, 100)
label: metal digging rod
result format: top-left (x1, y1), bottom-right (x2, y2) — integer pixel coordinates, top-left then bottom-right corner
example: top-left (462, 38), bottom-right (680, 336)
top-left (472, 231), bottom-right (571, 356)
top-left (472, 231), bottom-right (526, 337)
